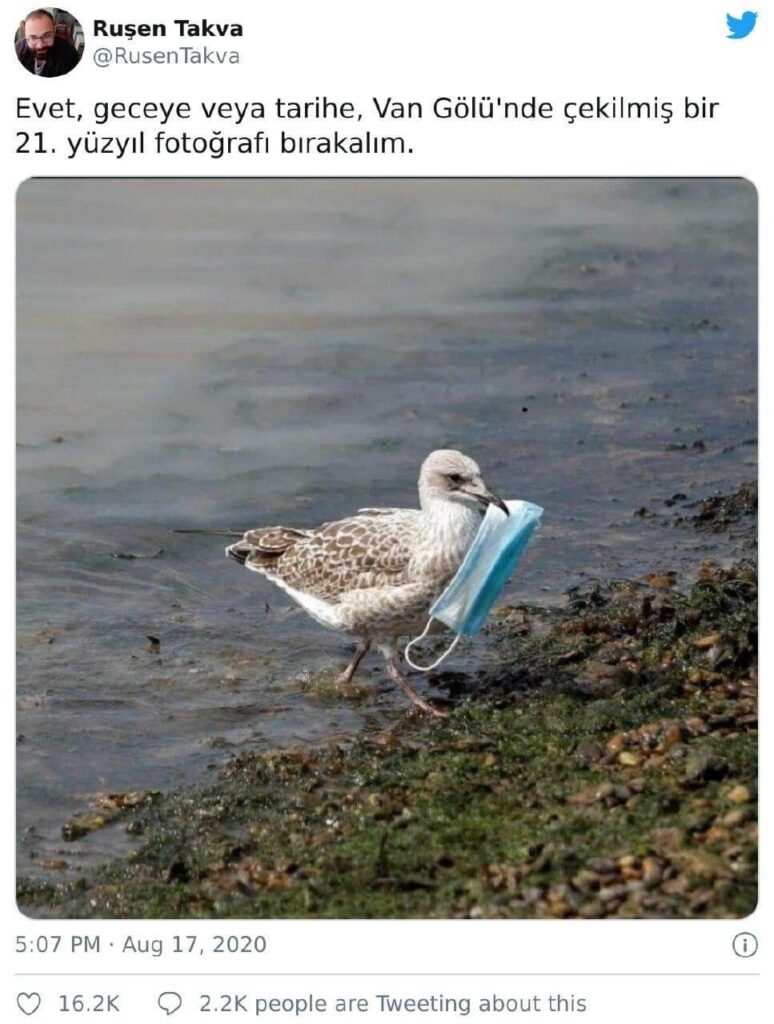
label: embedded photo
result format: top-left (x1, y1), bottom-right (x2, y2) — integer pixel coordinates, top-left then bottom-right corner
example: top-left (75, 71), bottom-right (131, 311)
top-left (16, 178), bottom-right (757, 919)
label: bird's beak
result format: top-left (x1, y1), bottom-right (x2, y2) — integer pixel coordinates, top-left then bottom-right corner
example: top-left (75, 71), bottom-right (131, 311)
top-left (482, 489), bottom-right (510, 516)
top-left (459, 481), bottom-right (510, 516)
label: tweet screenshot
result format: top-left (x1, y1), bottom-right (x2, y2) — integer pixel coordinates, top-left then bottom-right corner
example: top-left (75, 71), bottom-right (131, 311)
top-left (5, 0), bottom-right (768, 1020)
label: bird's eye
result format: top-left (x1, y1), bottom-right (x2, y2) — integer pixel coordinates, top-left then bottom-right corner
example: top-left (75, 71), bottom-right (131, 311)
top-left (448, 473), bottom-right (464, 485)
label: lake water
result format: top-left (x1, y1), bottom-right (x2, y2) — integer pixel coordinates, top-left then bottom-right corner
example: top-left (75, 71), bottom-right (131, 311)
top-left (16, 179), bottom-right (757, 873)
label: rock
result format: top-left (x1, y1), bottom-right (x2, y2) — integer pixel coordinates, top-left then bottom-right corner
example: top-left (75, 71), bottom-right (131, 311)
top-left (596, 643), bottom-right (625, 664)
top-left (577, 742), bottom-right (603, 763)
top-left (643, 573), bottom-right (676, 590)
top-left (617, 855), bottom-right (641, 880)
top-left (61, 822), bottom-right (89, 842)
top-left (685, 670), bottom-right (722, 687)
top-left (618, 751), bottom-right (641, 767)
top-left (670, 849), bottom-right (731, 881)
top-left (727, 785), bottom-right (751, 805)
top-left (662, 876), bottom-right (689, 896)
top-left (599, 883), bottom-right (626, 901)
top-left (572, 869), bottom-right (600, 893)
top-left (165, 860), bottom-right (191, 883)
top-left (95, 790), bottom-right (160, 811)
top-left (579, 899), bottom-right (604, 918)
top-left (641, 857), bottom-right (663, 887)
top-left (568, 789), bottom-right (593, 808)
top-left (659, 724), bottom-right (684, 751)
top-left (687, 811), bottom-right (715, 833)
top-left (587, 857), bottom-right (616, 874)
top-left (606, 733), bottom-right (625, 754)
top-left (684, 751), bottom-right (728, 786)
top-left (689, 888), bottom-right (714, 912)
top-left (580, 660), bottom-right (620, 681)
top-left (721, 808), bottom-right (750, 828)
top-left (704, 825), bottom-right (729, 844)
top-left (694, 634), bottom-right (723, 650)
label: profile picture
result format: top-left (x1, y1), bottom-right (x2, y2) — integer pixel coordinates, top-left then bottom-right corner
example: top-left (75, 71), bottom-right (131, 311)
top-left (14, 7), bottom-right (83, 77)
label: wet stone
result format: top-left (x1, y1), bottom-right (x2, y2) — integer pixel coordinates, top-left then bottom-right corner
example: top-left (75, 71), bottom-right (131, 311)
top-left (727, 785), bottom-right (752, 805)
top-left (683, 752), bottom-right (729, 786)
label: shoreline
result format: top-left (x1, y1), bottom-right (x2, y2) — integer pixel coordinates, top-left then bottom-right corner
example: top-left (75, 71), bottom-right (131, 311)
top-left (18, 484), bottom-right (757, 919)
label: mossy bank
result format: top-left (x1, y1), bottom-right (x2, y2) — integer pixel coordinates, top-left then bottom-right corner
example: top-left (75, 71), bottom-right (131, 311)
top-left (18, 488), bottom-right (757, 919)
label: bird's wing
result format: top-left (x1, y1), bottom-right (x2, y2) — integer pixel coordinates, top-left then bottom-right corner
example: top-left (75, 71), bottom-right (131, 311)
top-left (256, 509), bottom-right (421, 599)
top-left (727, 14), bottom-right (743, 29)
top-left (241, 525), bottom-right (315, 553)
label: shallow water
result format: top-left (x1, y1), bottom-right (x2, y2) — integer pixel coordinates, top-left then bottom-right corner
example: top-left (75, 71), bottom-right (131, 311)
top-left (16, 179), bottom-right (756, 874)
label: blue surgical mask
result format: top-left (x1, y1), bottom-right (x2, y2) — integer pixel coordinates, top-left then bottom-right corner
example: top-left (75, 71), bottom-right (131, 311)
top-left (404, 499), bottom-right (543, 671)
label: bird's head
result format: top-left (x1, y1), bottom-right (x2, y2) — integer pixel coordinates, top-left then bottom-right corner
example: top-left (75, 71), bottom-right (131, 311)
top-left (419, 449), bottom-right (509, 516)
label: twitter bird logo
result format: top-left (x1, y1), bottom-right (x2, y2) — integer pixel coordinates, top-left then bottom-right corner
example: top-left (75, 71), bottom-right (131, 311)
top-left (727, 11), bottom-right (758, 38)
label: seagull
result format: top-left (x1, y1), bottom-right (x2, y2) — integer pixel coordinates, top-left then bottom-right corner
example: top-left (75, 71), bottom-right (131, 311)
top-left (226, 450), bottom-right (508, 717)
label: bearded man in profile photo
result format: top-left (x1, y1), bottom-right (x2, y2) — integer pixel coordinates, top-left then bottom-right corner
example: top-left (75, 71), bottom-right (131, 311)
top-left (15, 8), bottom-right (81, 77)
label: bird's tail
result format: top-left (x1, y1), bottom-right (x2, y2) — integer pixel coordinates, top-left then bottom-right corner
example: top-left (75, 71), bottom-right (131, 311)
top-left (226, 541), bottom-right (251, 565)
top-left (225, 526), bottom-right (314, 569)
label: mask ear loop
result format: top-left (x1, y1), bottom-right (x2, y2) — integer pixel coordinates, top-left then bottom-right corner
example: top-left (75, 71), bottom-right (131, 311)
top-left (404, 619), bottom-right (461, 672)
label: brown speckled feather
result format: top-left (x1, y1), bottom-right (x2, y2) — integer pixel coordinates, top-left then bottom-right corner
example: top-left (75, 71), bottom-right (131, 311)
top-left (239, 510), bottom-right (421, 600)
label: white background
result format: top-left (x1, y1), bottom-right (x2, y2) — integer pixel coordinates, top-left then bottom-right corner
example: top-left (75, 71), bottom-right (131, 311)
top-left (3, 1), bottom-right (769, 1020)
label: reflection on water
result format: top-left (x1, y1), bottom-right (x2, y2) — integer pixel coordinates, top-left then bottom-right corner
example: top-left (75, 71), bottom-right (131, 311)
top-left (17, 179), bottom-right (756, 871)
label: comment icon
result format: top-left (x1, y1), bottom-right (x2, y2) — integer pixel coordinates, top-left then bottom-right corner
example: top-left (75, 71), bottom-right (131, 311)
top-left (158, 992), bottom-right (183, 1016)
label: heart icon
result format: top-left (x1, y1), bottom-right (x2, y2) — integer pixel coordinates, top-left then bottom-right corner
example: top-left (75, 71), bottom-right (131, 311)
top-left (17, 993), bottom-right (41, 1016)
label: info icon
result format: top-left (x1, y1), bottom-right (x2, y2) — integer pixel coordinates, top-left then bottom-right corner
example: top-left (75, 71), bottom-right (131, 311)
top-left (732, 932), bottom-right (758, 958)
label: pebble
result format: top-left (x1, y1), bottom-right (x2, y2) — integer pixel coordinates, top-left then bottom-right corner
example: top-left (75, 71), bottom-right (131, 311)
top-left (607, 734), bottom-right (625, 754)
top-left (721, 808), bottom-right (750, 828)
top-left (644, 573), bottom-right (676, 590)
top-left (61, 822), bottom-right (89, 842)
top-left (659, 724), bottom-right (684, 751)
top-left (727, 785), bottom-right (751, 805)
top-left (618, 854), bottom-right (640, 869)
top-left (587, 857), bottom-right (616, 874)
top-left (684, 751), bottom-right (729, 785)
top-left (572, 869), bottom-right (600, 892)
top-left (694, 633), bottom-right (723, 649)
top-left (618, 751), bottom-right (641, 767)
top-left (581, 660), bottom-right (620, 681)
top-left (690, 888), bottom-right (714, 912)
top-left (641, 857), bottom-right (663, 887)
top-left (579, 900), bottom-right (604, 918)
top-left (577, 742), bottom-right (603, 763)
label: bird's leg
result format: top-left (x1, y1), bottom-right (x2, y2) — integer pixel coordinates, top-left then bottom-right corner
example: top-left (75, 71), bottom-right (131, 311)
top-left (380, 643), bottom-right (448, 718)
top-left (334, 639), bottom-right (371, 688)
